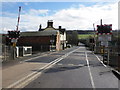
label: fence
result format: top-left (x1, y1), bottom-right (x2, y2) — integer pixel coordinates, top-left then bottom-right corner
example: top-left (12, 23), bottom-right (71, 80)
top-left (109, 46), bottom-right (120, 71)
top-left (2, 45), bottom-right (33, 61)
top-left (2, 45), bottom-right (11, 61)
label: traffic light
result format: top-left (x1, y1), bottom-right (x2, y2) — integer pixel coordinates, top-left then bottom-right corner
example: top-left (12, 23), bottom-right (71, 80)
top-left (97, 24), bottom-right (112, 35)
top-left (8, 30), bottom-right (20, 39)
top-left (6, 37), bottom-right (12, 45)
top-left (103, 25), bottom-right (112, 33)
top-left (97, 25), bottom-right (103, 33)
top-left (14, 31), bottom-right (20, 38)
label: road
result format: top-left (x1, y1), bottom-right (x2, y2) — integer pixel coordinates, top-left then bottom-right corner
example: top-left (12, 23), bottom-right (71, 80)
top-left (3, 44), bottom-right (119, 89)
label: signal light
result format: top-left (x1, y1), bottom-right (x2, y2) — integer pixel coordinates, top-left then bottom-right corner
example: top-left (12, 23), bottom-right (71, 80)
top-left (8, 30), bottom-right (20, 39)
top-left (97, 24), bottom-right (112, 35)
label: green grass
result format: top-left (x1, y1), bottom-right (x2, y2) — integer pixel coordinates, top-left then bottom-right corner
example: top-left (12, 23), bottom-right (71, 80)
top-left (78, 34), bottom-right (95, 39)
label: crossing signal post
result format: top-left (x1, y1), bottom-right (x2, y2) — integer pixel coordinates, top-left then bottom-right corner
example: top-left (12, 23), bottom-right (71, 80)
top-left (96, 20), bottom-right (112, 65)
top-left (97, 24), bottom-right (112, 35)
top-left (8, 30), bottom-right (20, 46)
top-left (7, 30), bottom-right (20, 60)
top-left (96, 24), bottom-right (112, 47)
top-left (6, 6), bottom-right (21, 60)
top-left (8, 31), bottom-right (20, 39)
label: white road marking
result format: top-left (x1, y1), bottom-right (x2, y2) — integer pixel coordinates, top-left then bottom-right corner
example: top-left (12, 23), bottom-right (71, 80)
top-left (7, 47), bottom-right (81, 88)
top-left (78, 64), bottom-right (85, 67)
top-left (24, 51), bottom-right (58, 62)
top-left (23, 54), bottom-right (47, 62)
top-left (93, 54), bottom-right (107, 68)
top-left (57, 64), bottom-right (85, 67)
top-left (85, 52), bottom-right (95, 89)
top-left (94, 53), bottom-right (120, 76)
top-left (79, 54), bottom-right (85, 55)
top-left (57, 63), bottom-right (63, 66)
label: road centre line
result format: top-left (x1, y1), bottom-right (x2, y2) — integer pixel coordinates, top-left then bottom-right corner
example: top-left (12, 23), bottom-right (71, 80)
top-left (85, 52), bottom-right (96, 89)
top-left (7, 47), bottom-right (80, 88)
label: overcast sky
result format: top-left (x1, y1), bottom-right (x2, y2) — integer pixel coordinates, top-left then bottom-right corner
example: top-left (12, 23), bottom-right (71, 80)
top-left (1, 1), bottom-right (119, 33)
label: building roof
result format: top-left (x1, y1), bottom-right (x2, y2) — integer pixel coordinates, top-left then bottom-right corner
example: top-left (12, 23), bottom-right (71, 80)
top-left (20, 30), bottom-right (59, 37)
top-left (44, 27), bottom-right (57, 31)
top-left (20, 20), bottom-right (66, 37)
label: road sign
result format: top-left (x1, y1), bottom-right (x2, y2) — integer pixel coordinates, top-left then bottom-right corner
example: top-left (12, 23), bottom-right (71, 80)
top-left (98, 35), bottom-right (111, 42)
top-left (8, 30), bottom-right (20, 39)
top-left (11, 38), bottom-right (17, 43)
top-left (101, 41), bottom-right (108, 47)
top-left (96, 24), bottom-right (112, 35)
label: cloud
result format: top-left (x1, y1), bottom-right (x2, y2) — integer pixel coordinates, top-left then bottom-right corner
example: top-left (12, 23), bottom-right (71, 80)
top-left (49, 2), bottom-right (118, 30)
top-left (1, 17), bottom-right (17, 33)
top-left (1, 2), bottom-right (118, 33)
top-left (2, 12), bottom-right (17, 17)
top-left (28, 9), bottom-right (50, 16)
top-left (1, 0), bottom-right (119, 2)
top-left (24, 2), bottom-right (28, 6)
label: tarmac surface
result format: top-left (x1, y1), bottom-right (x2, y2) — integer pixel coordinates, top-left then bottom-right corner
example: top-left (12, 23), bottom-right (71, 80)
top-left (2, 45), bottom-right (120, 89)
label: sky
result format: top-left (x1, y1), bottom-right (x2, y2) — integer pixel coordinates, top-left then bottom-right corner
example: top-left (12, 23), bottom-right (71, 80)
top-left (1, 1), bottom-right (119, 33)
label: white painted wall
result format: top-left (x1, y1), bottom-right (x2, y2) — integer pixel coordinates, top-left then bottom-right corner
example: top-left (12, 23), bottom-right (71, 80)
top-left (60, 32), bottom-right (66, 41)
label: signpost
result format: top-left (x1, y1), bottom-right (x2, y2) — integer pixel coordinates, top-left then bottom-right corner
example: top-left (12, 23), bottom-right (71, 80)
top-left (98, 35), bottom-right (111, 42)
top-left (96, 19), bottom-right (112, 65)
top-left (97, 20), bottom-right (112, 47)
top-left (7, 6), bottom-right (21, 60)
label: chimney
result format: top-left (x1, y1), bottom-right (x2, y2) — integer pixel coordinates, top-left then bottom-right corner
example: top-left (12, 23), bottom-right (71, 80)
top-left (47, 20), bottom-right (53, 28)
top-left (38, 24), bottom-right (42, 31)
top-left (59, 26), bottom-right (62, 30)
top-left (100, 19), bottom-right (102, 26)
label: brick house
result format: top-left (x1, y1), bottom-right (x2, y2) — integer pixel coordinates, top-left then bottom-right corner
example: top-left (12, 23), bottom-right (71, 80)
top-left (17, 20), bottom-right (67, 52)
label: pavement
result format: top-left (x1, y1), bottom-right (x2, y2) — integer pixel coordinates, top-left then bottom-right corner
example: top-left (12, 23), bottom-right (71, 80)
top-left (2, 51), bottom-right (54, 69)
top-left (2, 49), bottom-right (63, 88)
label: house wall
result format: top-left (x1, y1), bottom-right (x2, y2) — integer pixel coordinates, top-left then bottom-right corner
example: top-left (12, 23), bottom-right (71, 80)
top-left (60, 32), bottom-right (67, 49)
top-left (17, 36), bottom-right (51, 51)
top-left (56, 32), bottom-right (61, 51)
top-left (60, 32), bottom-right (66, 41)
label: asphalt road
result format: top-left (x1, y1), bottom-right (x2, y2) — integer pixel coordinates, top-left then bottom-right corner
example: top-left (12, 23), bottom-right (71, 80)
top-left (22, 45), bottom-right (119, 89)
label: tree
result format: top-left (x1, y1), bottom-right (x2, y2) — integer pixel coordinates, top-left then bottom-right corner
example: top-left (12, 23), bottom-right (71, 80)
top-left (67, 31), bottom-right (79, 45)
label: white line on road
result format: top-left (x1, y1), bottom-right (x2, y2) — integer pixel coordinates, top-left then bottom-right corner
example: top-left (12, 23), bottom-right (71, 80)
top-left (78, 64), bottom-right (85, 67)
top-left (93, 53), bottom-right (120, 76)
top-left (57, 63), bottom-right (63, 66)
top-left (93, 54), bottom-right (107, 68)
top-left (24, 52), bottom-right (57, 62)
top-left (24, 54), bottom-right (48, 62)
top-left (85, 52), bottom-right (96, 89)
top-left (7, 47), bottom-right (81, 88)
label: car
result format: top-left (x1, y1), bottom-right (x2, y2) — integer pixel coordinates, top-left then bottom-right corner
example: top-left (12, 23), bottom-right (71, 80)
top-left (67, 44), bottom-right (72, 48)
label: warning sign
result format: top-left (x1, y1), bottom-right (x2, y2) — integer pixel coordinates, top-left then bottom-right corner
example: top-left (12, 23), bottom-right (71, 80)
top-left (98, 35), bottom-right (111, 42)
top-left (101, 41), bottom-right (108, 47)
